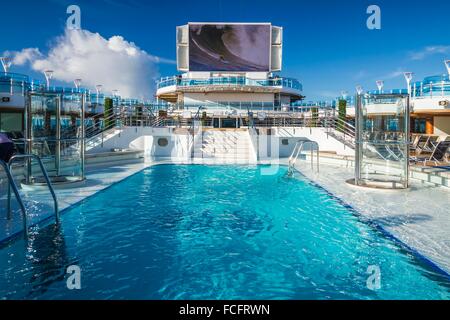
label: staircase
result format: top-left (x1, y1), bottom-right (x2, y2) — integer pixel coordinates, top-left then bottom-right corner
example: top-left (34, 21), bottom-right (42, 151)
top-left (192, 129), bottom-right (255, 163)
top-left (85, 127), bottom-right (123, 152)
top-left (322, 117), bottom-right (356, 150)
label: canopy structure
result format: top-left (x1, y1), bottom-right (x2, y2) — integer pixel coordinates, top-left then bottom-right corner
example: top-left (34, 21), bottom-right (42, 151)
top-left (21, 91), bottom-right (86, 186)
top-left (352, 93), bottom-right (410, 189)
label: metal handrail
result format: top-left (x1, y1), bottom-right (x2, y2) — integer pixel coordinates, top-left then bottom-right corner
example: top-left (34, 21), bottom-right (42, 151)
top-left (85, 112), bottom-right (120, 136)
top-left (7, 154), bottom-right (59, 238)
top-left (1, 160), bottom-right (28, 236)
top-left (288, 140), bottom-right (320, 176)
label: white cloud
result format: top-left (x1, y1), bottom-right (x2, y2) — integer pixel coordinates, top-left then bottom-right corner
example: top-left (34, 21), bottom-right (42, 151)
top-left (7, 29), bottom-right (175, 99)
top-left (5, 48), bottom-right (43, 65)
top-left (380, 69), bottom-right (405, 80)
top-left (409, 46), bottom-right (450, 61)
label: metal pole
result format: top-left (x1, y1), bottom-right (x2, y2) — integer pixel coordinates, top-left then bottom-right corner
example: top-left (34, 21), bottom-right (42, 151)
top-left (25, 93), bottom-right (32, 184)
top-left (355, 94), bottom-right (362, 185)
top-left (1, 161), bottom-right (28, 237)
top-left (7, 176), bottom-right (11, 219)
top-left (81, 94), bottom-right (86, 180)
top-left (55, 95), bottom-right (62, 176)
top-left (405, 96), bottom-right (410, 188)
top-left (317, 148), bottom-right (320, 174)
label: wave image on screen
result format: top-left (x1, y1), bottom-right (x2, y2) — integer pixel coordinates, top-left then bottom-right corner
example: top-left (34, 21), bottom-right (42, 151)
top-left (189, 24), bottom-right (271, 72)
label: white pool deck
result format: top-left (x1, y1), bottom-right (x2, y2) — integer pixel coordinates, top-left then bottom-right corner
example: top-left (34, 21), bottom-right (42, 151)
top-left (0, 158), bottom-right (449, 277)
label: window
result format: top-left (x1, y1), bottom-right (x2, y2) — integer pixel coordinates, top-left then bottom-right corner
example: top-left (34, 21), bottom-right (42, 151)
top-left (157, 138), bottom-right (169, 147)
top-left (0, 112), bottom-right (23, 132)
top-left (413, 119), bottom-right (426, 134)
top-left (282, 139), bottom-right (289, 146)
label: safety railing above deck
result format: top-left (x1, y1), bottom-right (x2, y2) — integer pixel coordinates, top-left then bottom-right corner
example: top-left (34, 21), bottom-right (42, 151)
top-left (157, 76), bottom-right (303, 91)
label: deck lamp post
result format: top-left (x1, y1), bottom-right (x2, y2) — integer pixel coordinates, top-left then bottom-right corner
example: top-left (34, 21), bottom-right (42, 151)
top-left (445, 60), bottom-right (450, 77)
top-left (0, 57), bottom-right (12, 73)
top-left (112, 89), bottom-right (119, 111)
top-left (74, 79), bottom-right (82, 92)
top-left (44, 70), bottom-right (54, 90)
top-left (355, 85), bottom-right (364, 185)
top-left (376, 80), bottom-right (384, 94)
top-left (95, 84), bottom-right (103, 105)
top-left (356, 85), bottom-right (364, 96)
top-left (403, 72), bottom-right (413, 97)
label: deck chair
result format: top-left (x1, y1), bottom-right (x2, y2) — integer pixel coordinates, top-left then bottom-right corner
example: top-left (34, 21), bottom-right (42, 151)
top-left (411, 140), bottom-right (450, 166)
top-left (411, 135), bottom-right (429, 156)
top-left (424, 136), bottom-right (439, 153)
top-left (411, 134), bottom-right (420, 149)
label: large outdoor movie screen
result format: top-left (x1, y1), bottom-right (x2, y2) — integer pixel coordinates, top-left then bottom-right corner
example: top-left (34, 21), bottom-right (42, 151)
top-left (189, 24), bottom-right (271, 72)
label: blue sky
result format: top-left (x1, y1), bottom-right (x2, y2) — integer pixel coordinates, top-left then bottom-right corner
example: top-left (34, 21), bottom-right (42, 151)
top-left (1, 0), bottom-right (450, 100)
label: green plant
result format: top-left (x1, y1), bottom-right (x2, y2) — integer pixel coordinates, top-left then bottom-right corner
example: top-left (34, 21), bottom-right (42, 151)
top-left (104, 97), bottom-right (114, 128)
top-left (337, 99), bottom-right (347, 132)
top-left (201, 111), bottom-right (207, 126)
top-left (311, 107), bottom-right (319, 127)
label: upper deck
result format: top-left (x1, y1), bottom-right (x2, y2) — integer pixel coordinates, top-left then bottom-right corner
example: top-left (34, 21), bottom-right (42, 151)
top-left (156, 74), bottom-right (303, 102)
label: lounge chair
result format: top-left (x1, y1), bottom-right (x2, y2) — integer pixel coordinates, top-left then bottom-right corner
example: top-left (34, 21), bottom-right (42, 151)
top-left (424, 135), bottom-right (439, 153)
top-left (411, 135), bottom-right (430, 156)
top-left (411, 140), bottom-right (450, 166)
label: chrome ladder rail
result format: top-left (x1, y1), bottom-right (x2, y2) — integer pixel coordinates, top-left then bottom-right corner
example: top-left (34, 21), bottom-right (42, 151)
top-left (1, 160), bottom-right (28, 235)
top-left (6, 154), bottom-right (59, 238)
top-left (288, 140), bottom-right (320, 176)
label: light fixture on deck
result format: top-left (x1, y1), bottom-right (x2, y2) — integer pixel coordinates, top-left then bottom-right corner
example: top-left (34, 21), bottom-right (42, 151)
top-left (95, 84), bottom-right (103, 106)
top-left (0, 57), bottom-right (12, 73)
top-left (112, 90), bottom-right (119, 108)
top-left (44, 70), bottom-right (54, 89)
top-left (74, 79), bottom-right (82, 91)
top-left (356, 85), bottom-right (364, 95)
top-left (376, 80), bottom-right (384, 93)
top-left (403, 72), bottom-right (414, 96)
top-left (445, 60), bottom-right (450, 77)
top-left (95, 84), bottom-right (103, 95)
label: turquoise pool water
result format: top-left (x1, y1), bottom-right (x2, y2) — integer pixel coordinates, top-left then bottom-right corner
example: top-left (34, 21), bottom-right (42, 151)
top-left (0, 165), bottom-right (449, 299)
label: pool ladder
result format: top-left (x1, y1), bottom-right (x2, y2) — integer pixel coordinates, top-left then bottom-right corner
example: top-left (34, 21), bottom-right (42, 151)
top-left (1, 154), bottom-right (59, 238)
top-left (288, 140), bottom-right (320, 176)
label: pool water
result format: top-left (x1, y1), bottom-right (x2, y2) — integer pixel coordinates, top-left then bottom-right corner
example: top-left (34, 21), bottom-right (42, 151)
top-left (0, 165), bottom-right (449, 300)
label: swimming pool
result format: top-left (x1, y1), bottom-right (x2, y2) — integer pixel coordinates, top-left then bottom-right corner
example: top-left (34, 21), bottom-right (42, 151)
top-left (0, 164), bottom-right (449, 299)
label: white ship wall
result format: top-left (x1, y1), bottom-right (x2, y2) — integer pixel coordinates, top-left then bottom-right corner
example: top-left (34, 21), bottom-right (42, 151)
top-left (184, 92), bottom-right (274, 106)
top-left (87, 126), bottom-right (355, 159)
top-left (0, 93), bottom-right (25, 109)
top-left (434, 116), bottom-right (450, 135)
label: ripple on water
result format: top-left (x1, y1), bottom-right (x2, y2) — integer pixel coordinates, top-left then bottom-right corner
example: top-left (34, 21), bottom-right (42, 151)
top-left (0, 165), bottom-right (449, 300)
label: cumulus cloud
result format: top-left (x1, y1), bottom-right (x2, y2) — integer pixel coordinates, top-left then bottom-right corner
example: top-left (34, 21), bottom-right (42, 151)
top-left (5, 48), bottom-right (43, 65)
top-left (379, 69), bottom-right (406, 80)
top-left (7, 29), bottom-right (175, 99)
top-left (409, 45), bottom-right (450, 61)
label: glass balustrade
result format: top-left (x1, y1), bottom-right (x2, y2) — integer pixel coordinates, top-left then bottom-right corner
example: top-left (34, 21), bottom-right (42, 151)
top-left (353, 93), bottom-right (410, 189)
top-left (157, 76), bottom-right (303, 91)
